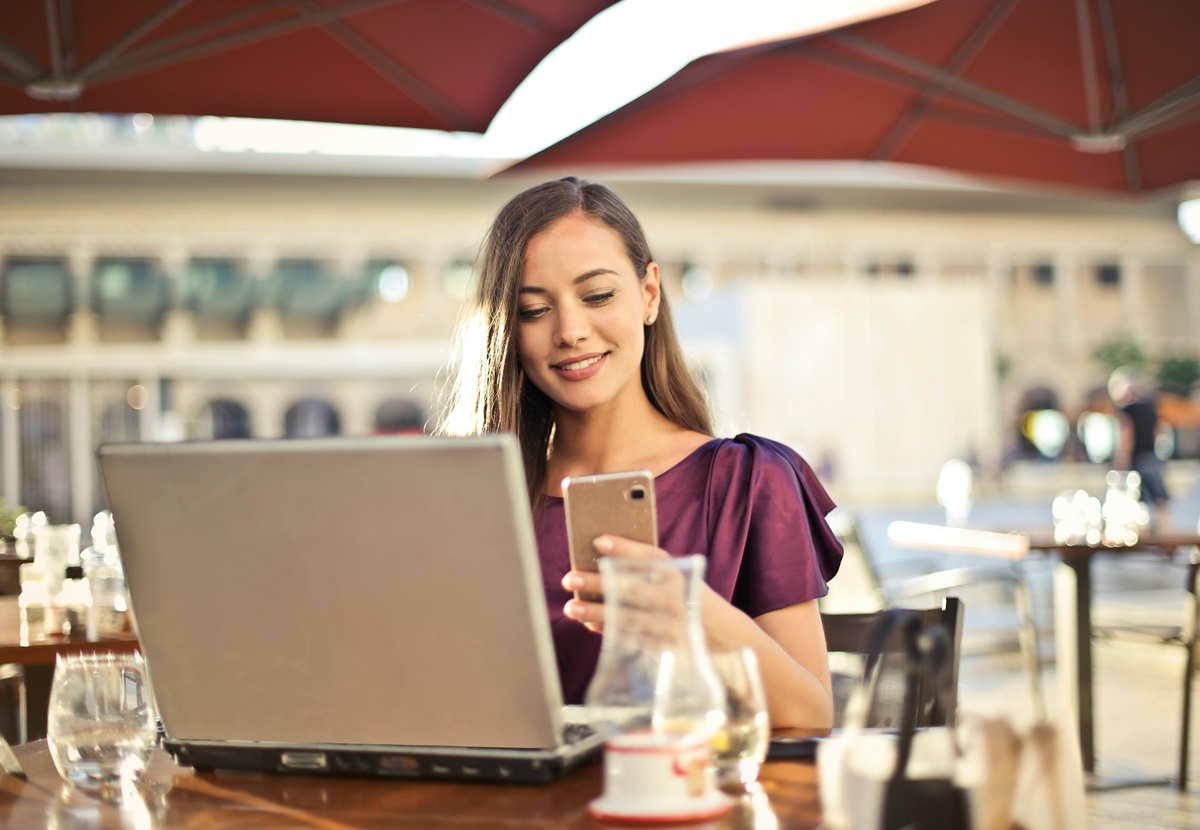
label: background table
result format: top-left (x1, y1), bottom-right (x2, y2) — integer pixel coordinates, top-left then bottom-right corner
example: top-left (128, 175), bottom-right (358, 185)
top-left (887, 522), bottom-right (1200, 785)
top-left (0, 741), bottom-right (824, 829)
top-left (0, 596), bottom-right (140, 743)
top-left (1025, 531), bottom-right (1200, 787)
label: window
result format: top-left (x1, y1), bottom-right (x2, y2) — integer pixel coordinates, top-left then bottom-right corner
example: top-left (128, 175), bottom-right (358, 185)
top-left (1094, 263), bottom-right (1121, 286)
top-left (366, 260), bottom-right (410, 303)
top-left (93, 258), bottom-right (168, 322)
top-left (190, 399), bottom-right (251, 439)
top-left (1031, 263), bottom-right (1055, 285)
top-left (1, 257), bottom-right (72, 323)
top-left (284, 398), bottom-right (341, 438)
top-left (185, 258), bottom-right (256, 321)
top-left (272, 259), bottom-right (342, 323)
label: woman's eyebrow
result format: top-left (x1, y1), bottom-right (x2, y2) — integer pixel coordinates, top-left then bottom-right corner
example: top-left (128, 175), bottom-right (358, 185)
top-left (519, 268), bottom-right (619, 294)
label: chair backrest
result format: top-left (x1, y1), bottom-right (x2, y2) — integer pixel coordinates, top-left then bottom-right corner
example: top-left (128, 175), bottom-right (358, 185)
top-left (821, 596), bottom-right (963, 729)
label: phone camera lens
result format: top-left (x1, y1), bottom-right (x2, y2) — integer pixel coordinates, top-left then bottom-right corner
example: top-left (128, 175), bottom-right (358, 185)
top-left (629, 487), bottom-right (645, 500)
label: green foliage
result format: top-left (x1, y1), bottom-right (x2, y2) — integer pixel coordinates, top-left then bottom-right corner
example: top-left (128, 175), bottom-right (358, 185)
top-left (1157, 356), bottom-right (1200, 396)
top-left (0, 497), bottom-right (27, 538)
top-left (1091, 335), bottom-right (1146, 375)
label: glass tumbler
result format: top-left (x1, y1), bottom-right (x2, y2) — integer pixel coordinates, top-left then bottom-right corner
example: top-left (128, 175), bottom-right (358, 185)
top-left (47, 653), bottom-right (157, 799)
top-left (709, 647), bottom-right (769, 787)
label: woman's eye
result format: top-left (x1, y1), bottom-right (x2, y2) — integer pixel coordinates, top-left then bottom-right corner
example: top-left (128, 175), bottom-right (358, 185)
top-left (584, 290), bottom-right (616, 305)
top-left (518, 306), bottom-right (549, 321)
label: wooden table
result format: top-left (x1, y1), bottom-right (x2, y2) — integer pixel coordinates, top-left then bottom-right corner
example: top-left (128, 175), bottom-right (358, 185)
top-left (0, 741), bottom-right (823, 829)
top-left (0, 596), bottom-right (140, 742)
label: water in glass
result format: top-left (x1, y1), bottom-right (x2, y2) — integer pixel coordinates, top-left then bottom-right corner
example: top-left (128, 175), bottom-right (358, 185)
top-left (47, 653), bottom-right (156, 798)
top-left (709, 647), bottom-right (769, 787)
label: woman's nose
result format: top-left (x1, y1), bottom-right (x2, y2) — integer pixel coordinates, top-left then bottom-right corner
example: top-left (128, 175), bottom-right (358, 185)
top-left (553, 306), bottom-right (589, 347)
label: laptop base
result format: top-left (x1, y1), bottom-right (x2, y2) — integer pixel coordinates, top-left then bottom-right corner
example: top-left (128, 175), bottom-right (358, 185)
top-left (166, 738), bottom-right (604, 785)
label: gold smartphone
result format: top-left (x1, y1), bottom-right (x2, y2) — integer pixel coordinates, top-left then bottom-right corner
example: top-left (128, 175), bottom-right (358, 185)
top-left (562, 470), bottom-right (658, 602)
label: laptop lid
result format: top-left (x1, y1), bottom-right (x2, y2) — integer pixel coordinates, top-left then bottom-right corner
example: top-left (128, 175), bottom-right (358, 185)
top-left (97, 435), bottom-right (568, 753)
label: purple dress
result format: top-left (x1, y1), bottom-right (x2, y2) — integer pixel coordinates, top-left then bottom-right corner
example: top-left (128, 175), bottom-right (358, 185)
top-left (535, 433), bottom-right (844, 704)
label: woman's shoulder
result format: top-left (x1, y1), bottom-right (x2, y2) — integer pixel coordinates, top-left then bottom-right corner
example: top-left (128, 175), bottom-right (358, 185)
top-left (707, 433), bottom-right (812, 470)
top-left (705, 434), bottom-right (832, 505)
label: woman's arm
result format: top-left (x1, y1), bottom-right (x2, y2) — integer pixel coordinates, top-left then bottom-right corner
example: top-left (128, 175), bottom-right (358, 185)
top-left (562, 534), bottom-right (834, 729)
top-left (700, 592), bottom-right (832, 729)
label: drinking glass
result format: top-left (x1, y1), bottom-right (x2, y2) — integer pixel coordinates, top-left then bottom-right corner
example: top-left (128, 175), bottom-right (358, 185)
top-left (709, 647), bottom-right (769, 788)
top-left (47, 652), bottom-right (157, 799)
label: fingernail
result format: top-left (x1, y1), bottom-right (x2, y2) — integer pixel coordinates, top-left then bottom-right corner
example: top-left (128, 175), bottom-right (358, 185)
top-left (593, 536), bottom-right (614, 553)
top-left (562, 574), bottom-right (583, 590)
top-left (564, 601), bottom-right (582, 619)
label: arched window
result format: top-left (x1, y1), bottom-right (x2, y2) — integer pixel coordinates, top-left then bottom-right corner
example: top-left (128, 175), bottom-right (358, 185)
top-left (191, 399), bottom-right (251, 440)
top-left (284, 398), bottom-right (341, 438)
top-left (374, 398), bottom-right (426, 435)
top-left (1016, 386), bottom-right (1069, 460)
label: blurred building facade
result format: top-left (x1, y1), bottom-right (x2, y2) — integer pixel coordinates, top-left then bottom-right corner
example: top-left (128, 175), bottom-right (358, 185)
top-left (2, 122), bottom-right (1197, 522)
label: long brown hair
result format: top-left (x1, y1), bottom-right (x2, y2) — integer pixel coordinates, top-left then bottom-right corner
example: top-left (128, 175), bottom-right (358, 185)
top-left (438, 177), bottom-right (712, 511)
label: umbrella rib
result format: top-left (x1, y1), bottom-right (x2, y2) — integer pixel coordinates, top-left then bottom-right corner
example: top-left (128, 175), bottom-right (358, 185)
top-left (1114, 76), bottom-right (1200, 137)
top-left (870, 0), bottom-right (1021, 161)
top-left (299, 3), bottom-right (475, 131)
top-left (1074, 0), bottom-right (1102, 133)
top-left (826, 32), bottom-right (1080, 138)
top-left (55, 0), bottom-right (77, 75)
top-left (79, 0), bottom-right (197, 78)
top-left (1093, 0), bottom-right (1138, 190)
top-left (922, 108), bottom-right (1062, 142)
top-left (1094, 0), bottom-right (1129, 119)
top-left (89, 0), bottom-right (399, 85)
top-left (0, 36), bottom-right (44, 81)
top-left (101, 0), bottom-right (295, 67)
top-left (460, 0), bottom-right (548, 32)
top-left (42, 0), bottom-right (67, 80)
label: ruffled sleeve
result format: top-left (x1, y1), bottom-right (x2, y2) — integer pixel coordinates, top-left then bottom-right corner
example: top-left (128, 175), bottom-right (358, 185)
top-left (701, 434), bottom-right (843, 618)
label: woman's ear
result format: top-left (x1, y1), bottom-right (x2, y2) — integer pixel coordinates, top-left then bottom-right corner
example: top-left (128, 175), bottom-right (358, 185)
top-left (643, 262), bottom-right (661, 324)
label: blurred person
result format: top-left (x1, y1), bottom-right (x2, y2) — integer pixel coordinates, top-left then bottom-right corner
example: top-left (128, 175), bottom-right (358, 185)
top-left (439, 177), bottom-right (842, 728)
top-left (1109, 366), bottom-right (1171, 530)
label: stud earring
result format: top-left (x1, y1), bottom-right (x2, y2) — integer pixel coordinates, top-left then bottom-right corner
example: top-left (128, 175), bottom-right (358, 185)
top-left (645, 314), bottom-right (656, 325)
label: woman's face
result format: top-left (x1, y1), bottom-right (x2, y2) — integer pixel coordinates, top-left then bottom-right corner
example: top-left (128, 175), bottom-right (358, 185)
top-left (515, 211), bottom-right (660, 416)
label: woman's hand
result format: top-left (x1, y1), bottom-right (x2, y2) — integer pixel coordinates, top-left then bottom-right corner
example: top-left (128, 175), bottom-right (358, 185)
top-left (560, 534), bottom-right (670, 634)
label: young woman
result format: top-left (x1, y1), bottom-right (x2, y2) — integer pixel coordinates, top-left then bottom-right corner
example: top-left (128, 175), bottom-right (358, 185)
top-left (440, 177), bottom-right (842, 728)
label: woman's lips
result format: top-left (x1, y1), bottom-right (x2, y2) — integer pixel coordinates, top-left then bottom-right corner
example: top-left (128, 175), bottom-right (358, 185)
top-left (553, 353), bottom-right (607, 381)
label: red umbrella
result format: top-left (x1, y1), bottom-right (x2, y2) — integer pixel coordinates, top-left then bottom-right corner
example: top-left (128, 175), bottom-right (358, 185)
top-left (0, 0), bottom-right (618, 133)
top-left (506, 0), bottom-right (1200, 194)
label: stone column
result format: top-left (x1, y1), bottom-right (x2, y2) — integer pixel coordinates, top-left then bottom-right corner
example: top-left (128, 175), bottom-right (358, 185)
top-left (1187, 249), bottom-right (1200, 353)
top-left (1, 377), bottom-right (19, 508)
top-left (65, 246), bottom-right (98, 346)
top-left (245, 249), bottom-right (283, 342)
top-left (1118, 252), bottom-right (1145, 347)
top-left (1052, 250), bottom-right (1081, 353)
top-left (158, 241), bottom-right (196, 344)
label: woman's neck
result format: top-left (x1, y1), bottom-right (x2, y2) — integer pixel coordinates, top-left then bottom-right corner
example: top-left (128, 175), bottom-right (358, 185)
top-left (545, 392), bottom-right (707, 493)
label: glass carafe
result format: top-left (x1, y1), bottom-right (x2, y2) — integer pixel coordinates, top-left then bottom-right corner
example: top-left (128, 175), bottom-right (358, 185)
top-left (584, 555), bottom-right (726, 742)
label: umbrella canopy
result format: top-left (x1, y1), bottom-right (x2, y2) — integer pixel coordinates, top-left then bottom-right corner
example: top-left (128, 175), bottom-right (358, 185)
top-left (0, 0), bottom-right (618, 133)
top-left (507, 0), bottom-right (1200, 194)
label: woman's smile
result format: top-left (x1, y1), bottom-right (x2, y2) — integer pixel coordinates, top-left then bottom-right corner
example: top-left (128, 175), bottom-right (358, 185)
top-left (553, 352), bottom-right (608, 380)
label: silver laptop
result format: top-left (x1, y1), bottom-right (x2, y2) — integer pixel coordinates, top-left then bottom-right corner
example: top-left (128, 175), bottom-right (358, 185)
top-left (96, 435), bottom-right (603, 783)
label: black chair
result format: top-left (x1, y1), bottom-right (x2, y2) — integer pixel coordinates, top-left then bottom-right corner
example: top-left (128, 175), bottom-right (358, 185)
top-left (821, 596), bottom-right (964, 729)
top-left (824, 511), bottom-right (1044, 721)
